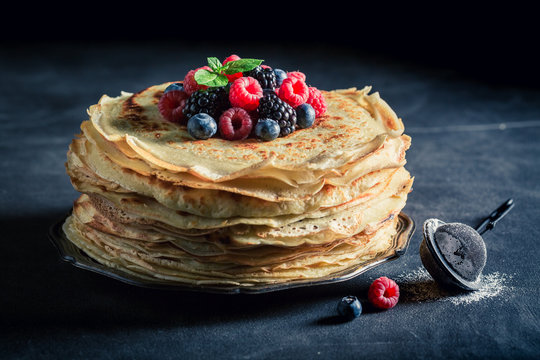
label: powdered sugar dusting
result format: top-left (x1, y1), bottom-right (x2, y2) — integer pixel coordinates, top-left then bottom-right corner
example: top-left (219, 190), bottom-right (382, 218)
top-left (395, 267), bottom-right (512, 305)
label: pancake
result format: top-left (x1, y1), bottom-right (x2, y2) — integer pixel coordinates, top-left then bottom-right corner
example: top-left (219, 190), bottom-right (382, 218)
top-left (67, 134), bottom-right (410, 219)
top-left (91, 85), bottom-right (404, 181)
top-left (61, 78), bottom-right (413, 288)
top-left (72, 172), bottom-right (411, 247)
top-left (63, 214), bottom-right (399, 286)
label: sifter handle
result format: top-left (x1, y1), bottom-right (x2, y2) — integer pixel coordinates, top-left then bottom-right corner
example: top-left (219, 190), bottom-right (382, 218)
top-left (475, 198), bottom-right (515, 235)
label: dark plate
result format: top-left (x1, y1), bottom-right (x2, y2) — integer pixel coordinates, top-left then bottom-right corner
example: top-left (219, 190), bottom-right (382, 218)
top-left (48, 212), bottom-right (415, 294)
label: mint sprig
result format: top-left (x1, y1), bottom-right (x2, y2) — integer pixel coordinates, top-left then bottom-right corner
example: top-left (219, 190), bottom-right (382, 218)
top-left (194, 57), bottom-right (263, 88)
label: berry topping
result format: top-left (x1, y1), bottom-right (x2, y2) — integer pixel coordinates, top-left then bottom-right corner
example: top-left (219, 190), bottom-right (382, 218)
top-left (257, 92), bottom-right (297, 137)
top-left (219, 107), bottom-right (253, 141)
top-left (223, 54), bottom-right (243, 82)
top-left (337, 296), bottom-right (362, 320)
top-left (182, 86), bottom-right (230, 120)
top-left (368, 276), bottom-right (400, 310)
top-left (255, 118), bottom-right (280, 141)
top-left (187, 113), bottom-right (217, 140)
top-left (306, 87), bottom-right (328, 117)
top-left (287, 71), bottom-right (306, 82)
top-left (158, 89), bottom-right (189, 124)
top-left (277, 77), bottom-right (309, 108)
top-left (295, 103), bottom-right (316, 129)
top-left (229, 76), bottom-right (263, 112)
top-left (184, 66), bottom-right (212, 95)
top-left (165, 55), bottom-right (328, 142)
top-left (164, 82), bottom-right (184, 94)
top-left (273, 69), bottom-right (287, 87)
top-left (244, 65), bottom-right (277, 90)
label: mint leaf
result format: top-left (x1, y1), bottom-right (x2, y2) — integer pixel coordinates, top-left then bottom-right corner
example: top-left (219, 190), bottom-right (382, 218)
top-left (206, 74), bottom-right (229, 87)
top-left (207, 57), bottom-right (222, 71)
top-left (194, 69), bottom-right (229, 87)
top-left (193, 57), bottom-right (264, 88)
top-left (194, 69), bottom-right (218, 84)
top-left (222, 58), bottom-right (263, 75)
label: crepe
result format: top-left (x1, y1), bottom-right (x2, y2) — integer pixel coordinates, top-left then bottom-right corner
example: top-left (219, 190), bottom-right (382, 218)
top-left (67, 133), bottom-right (410, 219)
top-left (91, 85), bottom-right (404, 181)
top-left (61, 82), bottom-right (413, 287)
top-left (63, 213), bottom-right (400, 286)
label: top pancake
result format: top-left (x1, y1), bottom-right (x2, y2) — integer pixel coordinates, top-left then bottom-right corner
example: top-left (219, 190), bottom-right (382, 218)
top-left (91, 83), bottom-right (405, 182)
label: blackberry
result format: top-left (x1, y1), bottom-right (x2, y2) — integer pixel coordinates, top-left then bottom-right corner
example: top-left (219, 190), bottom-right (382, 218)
top-left (257, 93), bottom-right (297, 137)
top-left (182, 86), bottom-right (230, 120)
top-left (244, 66), bottom-right (277, 90)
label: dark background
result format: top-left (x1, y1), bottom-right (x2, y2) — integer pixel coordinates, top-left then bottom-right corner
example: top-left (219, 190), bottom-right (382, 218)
top-left (1, 3), bottom-right (539, 359)
top-left (4, 3), bottom-right (539, 88)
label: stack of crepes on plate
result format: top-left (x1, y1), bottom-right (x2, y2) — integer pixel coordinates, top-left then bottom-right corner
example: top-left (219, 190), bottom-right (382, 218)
top-left (63, 83), bottom-right (413, 288)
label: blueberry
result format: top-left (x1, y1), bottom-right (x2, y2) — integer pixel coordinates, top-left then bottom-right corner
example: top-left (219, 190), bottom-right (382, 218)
top-left (255, 118), bottom-right (280, 141)
top-left (187, 113), bottom-right (217, 140)
top-left (164, 82), bottom-right (184, 94)
top-left (337, 296), bottom-right (362, 320)
top-left (273, 68), bottom-right (287, 87)
top-left (296, 103), bottom-right (316, 129)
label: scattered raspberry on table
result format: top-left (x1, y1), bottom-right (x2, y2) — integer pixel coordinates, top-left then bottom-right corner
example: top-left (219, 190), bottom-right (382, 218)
top-left (368, 276), bottom-right (400, 309)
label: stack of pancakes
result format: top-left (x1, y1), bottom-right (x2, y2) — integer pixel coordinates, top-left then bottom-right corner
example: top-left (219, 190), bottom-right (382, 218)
top-left (62, 83), bottom-right (413, 287)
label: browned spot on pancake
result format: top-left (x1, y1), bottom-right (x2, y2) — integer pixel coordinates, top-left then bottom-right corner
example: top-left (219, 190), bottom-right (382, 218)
top-left (324, 132), bottom-right (348, 141)
top-left (322, 184), bottom-right (336, 194)
top-left (317, 117), bottom-right (340, 129)
top-left (118, 91), bottom-right (177, 132)
top-left (257, 151), bottom-right (268, 160)
top-left (155, 133), bottom-right (161, 139)
top-left (121, 113), bottom-right (148, 123)
top-left (233, 142), bottom-right (260, 150)
top-left (123, 95), bottom-right (145, 116)
top-left (120, 197), bottom-right (145, 205)
top-left (314, 115), bottom-right (331, 125)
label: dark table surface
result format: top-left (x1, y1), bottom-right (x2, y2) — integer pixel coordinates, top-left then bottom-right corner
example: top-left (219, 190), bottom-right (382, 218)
top-left (1, 38), bottom-right (539, 359)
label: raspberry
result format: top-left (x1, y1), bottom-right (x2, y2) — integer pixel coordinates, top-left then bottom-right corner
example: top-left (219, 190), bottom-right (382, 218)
top-left (277, 77), bottom-right (309, 108)
top-left (223, 54), bottom-right (241, 63)
top-left (368, 276), bottom-right (400, 310)
top-left (229, 76), bottom-right (263, 112)
top-left (223, 54), bottom-right (243, 83)
top-left (306, 87), bottom-right (327, 117)
top-left (218, 107), bottom-right (253, 140)
top-left (287, 71), bottom-right (306, 82)
top-left (183, 66), bottom-right (211, 95)
top-left (158, 89), bottom-right (189, 124)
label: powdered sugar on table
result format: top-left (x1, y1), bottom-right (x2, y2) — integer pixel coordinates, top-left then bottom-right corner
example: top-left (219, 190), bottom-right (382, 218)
top-left (395, 267), bottom-right (513, 305)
